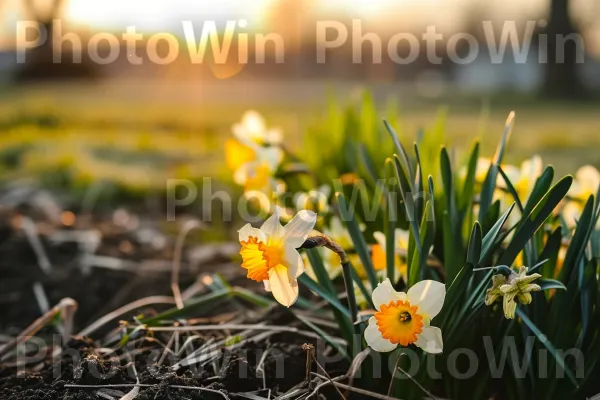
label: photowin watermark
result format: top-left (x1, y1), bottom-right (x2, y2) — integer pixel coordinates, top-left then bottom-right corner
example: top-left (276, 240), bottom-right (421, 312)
top-left (16, 334), bottom-right (585, 382)
top-left (165, 177), bottom-right (431, 224)
top-left (15, 19), bottom-right (585, 66)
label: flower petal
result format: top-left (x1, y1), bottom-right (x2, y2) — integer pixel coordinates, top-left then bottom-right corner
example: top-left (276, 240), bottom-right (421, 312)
top-left (285, 245), bottom-right (305, 279)
top-left (364, 317), bottom-right (397, 352)
top-left (407, 280), bottom-right (446, 320)
top-left (263, 280), bottom-right (271, 292)
top-left (372, 278), bottom-right (406, 310)
top-left (373, 231), bottom-right (386, 248)
top-left (238, 223), bottom-right (266, 243)
top-left (261, 207), bottom-right (285, 241)
top-left (415, 326), bottom-right (443, 354)
top-left (283, 210), bottom-right (317, 248)
top-left (268, 264), bottom-right (298, 307)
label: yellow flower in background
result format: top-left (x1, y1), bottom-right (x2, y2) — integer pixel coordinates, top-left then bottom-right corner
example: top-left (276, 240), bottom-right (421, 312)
top-left (232, 110), bottom-right (282, 146)
top-left (562, 165), bottom-right (600, 229)
top-left (365, 279), bottom-right (445, 354)
top-left (295, 185), bottom-right (331, 214)
top-left (484, 266), bottom-right (541, 319)
top-left (239, 207), bottom-right (316, 307)
top-left (371, 229), bottom-right (409, 282)
top-left (226, 138), bottom-right (283, 192)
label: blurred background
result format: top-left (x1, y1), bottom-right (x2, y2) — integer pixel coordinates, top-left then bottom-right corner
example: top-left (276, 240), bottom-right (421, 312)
top-left (0, 0), bottom-right (599, 200)
top-left (0, 0), bottom-right (599, 334)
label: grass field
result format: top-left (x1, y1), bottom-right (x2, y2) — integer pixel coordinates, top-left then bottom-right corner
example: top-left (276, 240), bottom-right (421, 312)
top-left (1, 80), bottom-right (599, 180)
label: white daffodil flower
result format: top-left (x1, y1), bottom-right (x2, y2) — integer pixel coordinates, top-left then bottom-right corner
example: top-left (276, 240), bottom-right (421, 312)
top-left (232, 110), bottom-right (283, 146)
top-left (238, 207), bottom-right (316, 307)
top-left (365, 279), bottom-right (445, 354)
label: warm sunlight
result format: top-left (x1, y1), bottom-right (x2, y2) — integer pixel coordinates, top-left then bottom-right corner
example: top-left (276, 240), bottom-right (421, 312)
top-left (65, 0), bottom-right (276, 31)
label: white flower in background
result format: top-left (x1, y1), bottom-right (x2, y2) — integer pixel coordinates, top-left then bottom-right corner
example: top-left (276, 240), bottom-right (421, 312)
top-left (563, 165), bottom-right (600, 228)
top-left (371, 229), bottom-right (409, 282)
top-left (365, 279), bottom-right (445, 354)
top-left (239, 207), bottom-right (316, 307)
top-left (295, 185), bottom-right (331, 214)
top-left (233, 110), bottom-right (282, 146)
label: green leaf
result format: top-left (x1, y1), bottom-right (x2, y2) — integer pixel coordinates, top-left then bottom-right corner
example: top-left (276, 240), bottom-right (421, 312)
top-left (498, 176), bottom-right (572, 267)
top-left (409, 195), bottom-right (435, 287)
top-left (467, 222), bottom-right (483, 266)
top-left (522, 166), bottom-right (554, 218)
top-left (537, 278), bottom-right (567, 291)
top-left (479, 112), bottom-right (515, 221)
top-left (336, 192), bottom-right (378, 289)
top-left (306, 249), bottom-right (336, 294)
top-left (516, 307), bottom-right (579, 388)
top-left (142, 290), bottom-right (231, 325)
top-left (559, 195), bottom-right (595, 286)
top-left (459, 141), bottom-right (480, 213)
top-left (392, 155), bottom-right (423, 256)
top-left (385, 160), bottom-right (398, 282)
top-left (232, 287), bottom-right (273, 308)
top-left (441, 147), bottom-right (461, 280)
top-left (498, 166), bottom-right (524, 213)
top-left (384, 119), bottom-right (414, 190)
top-left (480, 202), bottom-right (516, 263)
top-left (298, 274), bottom-right (351, 320)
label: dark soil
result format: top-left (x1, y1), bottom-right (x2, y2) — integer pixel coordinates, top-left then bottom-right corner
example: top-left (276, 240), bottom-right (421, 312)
top-left (0, 207), bottom-right (347, 399)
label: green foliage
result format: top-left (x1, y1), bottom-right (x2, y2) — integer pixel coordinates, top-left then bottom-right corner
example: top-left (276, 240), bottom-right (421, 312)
top-left (288, 94), bottom-right (600, 399)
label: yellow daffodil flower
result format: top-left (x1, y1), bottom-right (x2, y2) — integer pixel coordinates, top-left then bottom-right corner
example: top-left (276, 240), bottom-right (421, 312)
top-left (485, 266), bottom-right (541, 319)
top-left (226, 138), bottom-right (283, 192)
top-left (232, 110), bottom-right (282, 146)
top-left (294, 185), bottom-right (331, 214)
top-left (365, 279), bottom-right (445, 354)
top-left (239, 207), bottom-right (316, 307)
top-left (563, 165), bottom-right (600, 229)
top-left (371, 229), bottom-right (409, 282)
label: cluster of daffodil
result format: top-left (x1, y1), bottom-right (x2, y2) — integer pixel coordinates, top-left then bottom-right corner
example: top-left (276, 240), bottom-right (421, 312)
top-left (225, 111), bottom-right (286, 213)
top-left (467, 156), bottom-right (600, 230)
top-left (238, 207), bottom-right (446, 354)
top-left (226, 112), bottom-right (414, 306)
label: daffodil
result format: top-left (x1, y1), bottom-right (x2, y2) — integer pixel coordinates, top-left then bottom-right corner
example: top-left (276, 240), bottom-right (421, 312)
top-left (238, 207), bottom-right (316, 307)
top-left (484, 266), bottom-right (541, 319)
top-left (365, 279), bottom-right (445, 354)
top-left (294, 185), bottom-right (331, 214)
top-left (563, 165), bottom-right (600, 229)
top-left (232, 110), bottom-right (282, 146)
top-left (225, 138), bottom-right (283, 192)
top-left (371, 229), bottom-right (409, 282)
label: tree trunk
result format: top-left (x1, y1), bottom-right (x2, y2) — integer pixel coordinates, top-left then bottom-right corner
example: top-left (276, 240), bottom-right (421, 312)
top-left (541, 0), bottom-right (589, 100)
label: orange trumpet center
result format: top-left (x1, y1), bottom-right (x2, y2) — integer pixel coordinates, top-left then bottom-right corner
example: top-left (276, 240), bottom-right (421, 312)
top-left (374, 300), bottom-right (424, 346)
top-left (239, 236), bottom-right (284, 282)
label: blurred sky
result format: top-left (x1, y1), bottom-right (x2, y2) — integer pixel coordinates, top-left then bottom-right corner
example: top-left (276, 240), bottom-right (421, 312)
top-left (0, 0), bottom-right (598, 48)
